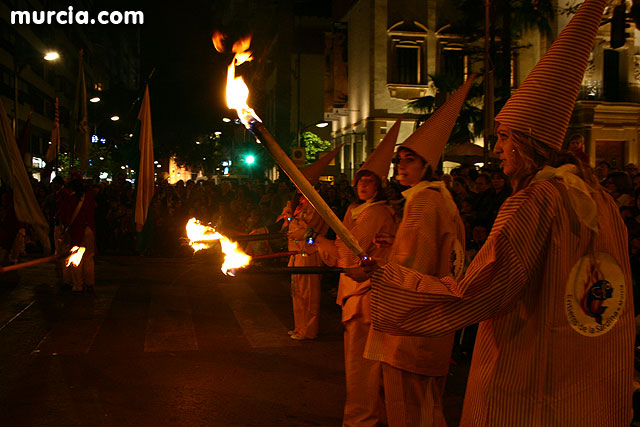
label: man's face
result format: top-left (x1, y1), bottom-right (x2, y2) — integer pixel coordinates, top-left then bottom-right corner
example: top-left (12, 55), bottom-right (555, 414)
top-left (569, 137), bottom-right (584, 152)
top-left (475, 176), bottom-right (490, 193)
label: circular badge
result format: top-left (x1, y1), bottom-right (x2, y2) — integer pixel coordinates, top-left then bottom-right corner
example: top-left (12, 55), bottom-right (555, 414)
top-left (564, 252), bottom-right (626, 337)
top-left (449, 239), bottom-right (465, 280)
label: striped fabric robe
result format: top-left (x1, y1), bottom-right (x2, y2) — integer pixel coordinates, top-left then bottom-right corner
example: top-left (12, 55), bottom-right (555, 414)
top-left (320, 201), bottom-right (396, 426)
top-left (365, 183), bottom-right (466, 376)
top-left (333, 201), bottom-right (397, 322)
top-left (287, 199), bottom-right (328, 339)
top-left (371, 177), bottom-right (634, 426)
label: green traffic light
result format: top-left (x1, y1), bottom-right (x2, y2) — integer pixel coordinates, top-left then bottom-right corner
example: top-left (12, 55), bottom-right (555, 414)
top-left (245, 155), bottom-right (255, 165)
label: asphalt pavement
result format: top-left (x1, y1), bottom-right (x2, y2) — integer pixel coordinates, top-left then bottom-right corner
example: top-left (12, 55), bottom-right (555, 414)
top-left (0, 254), bottom-right (467, 426)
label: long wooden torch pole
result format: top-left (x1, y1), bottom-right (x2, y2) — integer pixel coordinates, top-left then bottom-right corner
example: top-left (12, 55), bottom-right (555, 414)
top-left (0, 254), bottom-right (63, 274)
top-left (247, 120), bottom-right (366, 260)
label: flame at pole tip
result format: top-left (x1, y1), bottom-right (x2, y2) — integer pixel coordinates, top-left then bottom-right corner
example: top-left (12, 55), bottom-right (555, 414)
top-left (186, 218), bottom-right (252, 276)
top-left (212, 31), bottom-right (226, 53)
top-left (66, 246), bottom-right (86, 267)
top-left (224, 35), bottom-right (260, 128)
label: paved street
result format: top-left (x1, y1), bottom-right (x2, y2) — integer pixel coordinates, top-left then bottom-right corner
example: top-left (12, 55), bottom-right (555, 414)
top-left (0, 254), bottom-right (466, 426)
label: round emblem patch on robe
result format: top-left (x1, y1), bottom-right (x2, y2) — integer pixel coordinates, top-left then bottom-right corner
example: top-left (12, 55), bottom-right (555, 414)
top-left (564, 252), bottom-right (626, 337)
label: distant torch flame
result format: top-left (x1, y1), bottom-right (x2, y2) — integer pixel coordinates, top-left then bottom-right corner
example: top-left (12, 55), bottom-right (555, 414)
top-left (186, 218), bottom-right (251, 276)
top-left (225, 35), bottom-right (260, 127)
top-left (66, 246), bottom-right (86, 267)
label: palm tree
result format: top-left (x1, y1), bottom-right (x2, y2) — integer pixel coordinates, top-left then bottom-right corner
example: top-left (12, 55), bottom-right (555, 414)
top-left (405, 75), bottom-right (483, 147)
top-left (406, 0), bottom-right (555, 151)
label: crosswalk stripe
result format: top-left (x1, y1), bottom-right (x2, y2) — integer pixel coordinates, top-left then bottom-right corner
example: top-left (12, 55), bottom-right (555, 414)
top-left (34, 292), bottom-right (115, 355)
top-left (217, 281), bottom-right (296, 348)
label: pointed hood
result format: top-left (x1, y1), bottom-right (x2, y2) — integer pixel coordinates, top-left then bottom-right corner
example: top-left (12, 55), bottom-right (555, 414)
top-left (494, 0), bottom-right (606, 150)
top-left (399, 75), bottom-right (476, 167)
top-left (357, 117), bottom-right (402, 183)
top-left (301, 142), bottom-right (345, 185)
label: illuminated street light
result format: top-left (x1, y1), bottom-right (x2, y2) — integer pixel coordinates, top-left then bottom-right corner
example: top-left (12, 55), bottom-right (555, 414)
top-left (222, 117), bottom-right (231, 123)
top-left (110, 115), bottom-right (120, 121)
top-left (315, 122), bottom-right (329, 128)
top-left (90, 96), bottom-right (101, 103)
top-left (214, 131), bottom-right (222, 136)
top-left (43, 51), bottom-right (60, 61)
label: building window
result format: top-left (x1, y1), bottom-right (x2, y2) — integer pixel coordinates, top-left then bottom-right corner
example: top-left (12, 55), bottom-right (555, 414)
top-left (396, 44), bottom-right (420, 84)
top-left (441, 47), bottom-right (467, 86)
top-left (388, 21), bottom-right (428, 86)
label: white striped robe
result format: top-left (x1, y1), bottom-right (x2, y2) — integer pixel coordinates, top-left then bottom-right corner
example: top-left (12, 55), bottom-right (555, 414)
top-left (287, 199), bottom-right (328, 339)
top-left (334, 202), bottom-right (397, 321)
top-left (365, 184), bottom-right (466, 376)
top-left (322, 202), bottom-right (396, 426)
top-left (371, 177), bottom-right (634, 426)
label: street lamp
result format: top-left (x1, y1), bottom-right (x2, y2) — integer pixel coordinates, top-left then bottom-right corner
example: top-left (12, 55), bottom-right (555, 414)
top-left (110, 115), bottom-right (120, 121)
top-left (297, 121), bottom-right (330, 147)
top-left (89, 96), bottom-right (101, 103)
top-left (44, 51), bottom-right (60, 61)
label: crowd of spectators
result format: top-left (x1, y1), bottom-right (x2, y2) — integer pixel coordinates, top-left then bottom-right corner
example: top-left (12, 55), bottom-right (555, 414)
top-left (0, 162), bottom-right (638, 289)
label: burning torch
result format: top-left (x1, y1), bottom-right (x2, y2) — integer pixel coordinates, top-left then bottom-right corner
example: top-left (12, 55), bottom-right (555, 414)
top-left (219, 35), bottom-right (368, 262)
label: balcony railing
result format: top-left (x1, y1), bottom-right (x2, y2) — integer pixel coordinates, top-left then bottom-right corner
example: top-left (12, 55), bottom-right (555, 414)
top-left (577, 80), bottom-right (640, 103)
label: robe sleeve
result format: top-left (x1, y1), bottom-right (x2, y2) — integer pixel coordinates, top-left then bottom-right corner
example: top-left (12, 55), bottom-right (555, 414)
top-left (371, 183), bottom-right (555, 337)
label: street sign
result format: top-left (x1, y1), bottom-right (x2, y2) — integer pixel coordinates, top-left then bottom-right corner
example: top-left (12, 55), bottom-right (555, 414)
top-left (291, 147), bottom-right (306, 167)
top-left (333, 107), bottom-right (349, 116)
top-left (324, 112), bottom-right (341, 121)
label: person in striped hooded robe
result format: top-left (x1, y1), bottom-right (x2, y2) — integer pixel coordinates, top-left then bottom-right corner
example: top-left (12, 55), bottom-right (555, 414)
top-left (281, 143), bottom-right (343, 341)
top-left (315, 118), bottom-right (402, 426)
top-left (355, 0), bottom-right (634, 424)
top-left (347, 77), bottom-right (474, 426)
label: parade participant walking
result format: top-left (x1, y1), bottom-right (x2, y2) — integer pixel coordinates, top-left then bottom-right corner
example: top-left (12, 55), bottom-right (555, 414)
top-left (282, 144), bottom-right (343, 341)
top-left (362, 1), bottom-right (633, 424)
top-left (58, 176), bottom-right (96, 293)
top-left (316, 118), bottom-right (401, 426)
top-left (358, 78), bottom-right (473, 426)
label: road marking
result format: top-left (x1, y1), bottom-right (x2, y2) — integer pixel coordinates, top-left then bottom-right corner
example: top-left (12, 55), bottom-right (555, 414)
top-left (217, 281), bottom-right (296, 348)
top-left (34, 292), bottom-right (116, 355)
top-left (144, 290), bottom-right (199, 353)
top-left (0, 300), bottom-right (34, 333)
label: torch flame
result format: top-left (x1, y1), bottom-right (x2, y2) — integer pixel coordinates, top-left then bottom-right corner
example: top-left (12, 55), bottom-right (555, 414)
top-left (66, 246), bottom-right (86, 267)
top-left (186, 218), bottom-right (252, 276)
top-left (225, 35), bottom-right (260, 127)
top-left (212, 31), bottom-right (226, 53)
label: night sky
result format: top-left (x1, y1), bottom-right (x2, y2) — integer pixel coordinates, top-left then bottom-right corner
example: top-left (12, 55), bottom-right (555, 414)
top-left (139, 1), bottom-right (231, 149)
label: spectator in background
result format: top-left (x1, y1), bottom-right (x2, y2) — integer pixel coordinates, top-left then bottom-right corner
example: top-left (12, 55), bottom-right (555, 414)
top-left (625, 163), bottom-right (638, 177)
top-left (490, 170), bottom-right (512, 218)
top-left (452, 176), bottom-right (474, 209)
top-left (605, 171), bottom-right (634, 207)
top-left (632, 173), bottom-right (640, 192)
top-left (472, 173), bottom-right (495, 227)
top-left (567, 134), bottom-right (589, 164)
top-left (595, 160), bottom-right (610, 183)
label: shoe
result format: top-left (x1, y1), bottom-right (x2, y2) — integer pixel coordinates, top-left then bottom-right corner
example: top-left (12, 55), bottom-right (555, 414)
top-left (287, 330), bottom-right (297, 336)
top-left (289, 333), bottom-right (307, 341)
